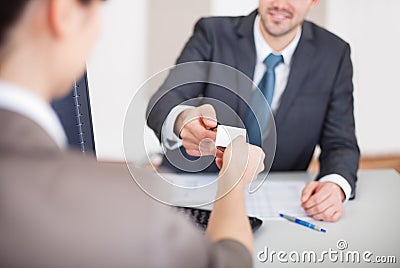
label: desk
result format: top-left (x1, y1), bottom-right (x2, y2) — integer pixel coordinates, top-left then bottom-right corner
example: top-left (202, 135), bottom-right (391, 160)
top-left (151, 169), bottom-right (400, 267)
top-left (252, 169), bottom-right (400, 267)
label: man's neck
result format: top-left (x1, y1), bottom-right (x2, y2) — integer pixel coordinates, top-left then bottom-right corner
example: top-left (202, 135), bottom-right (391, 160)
top-left (260, 23), bottom-right (300, 53)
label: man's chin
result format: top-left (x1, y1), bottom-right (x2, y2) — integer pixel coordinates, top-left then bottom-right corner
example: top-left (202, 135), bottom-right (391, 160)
top-left (265, 23), bottom-right (298, 38)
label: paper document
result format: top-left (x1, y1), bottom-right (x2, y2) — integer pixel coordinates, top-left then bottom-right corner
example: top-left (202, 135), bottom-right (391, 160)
top-left (245, 180), bottom-right (308, 220)
top-left (161, 173), bottom-right (309, 220)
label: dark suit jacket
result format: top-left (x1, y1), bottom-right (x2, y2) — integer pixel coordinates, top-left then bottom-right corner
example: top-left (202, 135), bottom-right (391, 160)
top-left (147, 10), bottom-right (360, 198)
top-left (0, 109), bottom-right (251, 268)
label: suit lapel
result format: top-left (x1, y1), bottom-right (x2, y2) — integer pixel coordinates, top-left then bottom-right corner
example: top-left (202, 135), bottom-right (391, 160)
top-left (275, 22), bottom-right (316, 125)
top-left (233, 10), bottom-right (258, 119)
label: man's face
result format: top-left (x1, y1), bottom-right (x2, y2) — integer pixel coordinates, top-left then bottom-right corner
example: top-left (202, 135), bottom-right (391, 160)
top-left (258, 0), bottom-right (318, 37)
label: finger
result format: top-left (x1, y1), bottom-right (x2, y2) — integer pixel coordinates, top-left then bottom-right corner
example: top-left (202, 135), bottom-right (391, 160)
top-left (209, 144), bottom-right (224, 158)
top-left (331, 209), bottom-right (343, 222)
top-left (181, 128), bottom-right (203, 148)
top-left (182, 140), bottom-right (200, 152)
top-left (179, 125), bottom-right (198, 143)
top-left (198, 104), bottom-right (217, 128)
top-left (186, 120), bottom-right (217, 142)
top-left (180, 121), bottom-right (216, 146)
top-left (246, 151), bottom-right (262, 183)
top-left (185, 139), bottom-right (216, 156)
top-left (304, 194), bottom-right (335, 216)
top-left (214, 149), bottom-right (224, 158)
top-left (254, 148), bottom-right (265, 174)
top-left (302, 185), bottom-right (330, 209)
top-left (185, 149), bottom-right (202, 157)
top-left (310, 204), bottom-right (334, 221)
top-left (199, 138), bottom-right (216, 156)
top-left (180, 129), bottom-right (200, 144)
top-left (254, 151), bottom-right (265, 178)
top-left (301, 181), bottom-right (319, 203)
top-left (252, 147), bottom-right (265, 176)
top-left (259, 162), bottom-right (265, 174)
top-left (215, 156), bottom-right (223, 169)
top-left (230, 135), bottom-right (246, 147)
top-left (242, 145), bottom-right (265, 187)
top-left (312, 204), bottom-right (341, 222)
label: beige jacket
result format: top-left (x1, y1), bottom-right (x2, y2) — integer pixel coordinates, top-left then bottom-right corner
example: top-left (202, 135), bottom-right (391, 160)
top-left (0, 109), bottom-right (251, 268)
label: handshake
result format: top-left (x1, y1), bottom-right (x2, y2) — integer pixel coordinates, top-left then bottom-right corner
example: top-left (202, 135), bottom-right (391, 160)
top-left (174, 104), bottom-right (265, 184)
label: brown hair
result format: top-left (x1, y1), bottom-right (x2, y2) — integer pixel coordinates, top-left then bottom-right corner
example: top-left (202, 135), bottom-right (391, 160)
top-left (0, 0), bottom-right (30, 46)
top-left (0, 0), bottom-right (103, 47)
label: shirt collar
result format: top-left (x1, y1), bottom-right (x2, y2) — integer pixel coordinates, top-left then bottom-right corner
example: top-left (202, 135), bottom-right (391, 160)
top-left (0, 80), bottom-right (67, 149)
top-left (253, 15), bottom-right (302, 66)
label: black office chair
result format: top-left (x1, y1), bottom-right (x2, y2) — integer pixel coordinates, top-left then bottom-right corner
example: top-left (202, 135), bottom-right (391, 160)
top-left (51, 72), bottom-right (96, 154)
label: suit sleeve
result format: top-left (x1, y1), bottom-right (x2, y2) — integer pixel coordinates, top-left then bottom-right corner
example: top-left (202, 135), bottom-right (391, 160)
top-left (0, 154), bottom-right (252, 268)
top-left (142, 205), bottom-right (253, 268)
top-left (317, 44), bottom-right (360, 199)
top-left (146, 18), bottom-right (213, 141)
top-left (128, 189), bottom-right (253, 268)
top-left (208, 240), bottom-right (253, 267)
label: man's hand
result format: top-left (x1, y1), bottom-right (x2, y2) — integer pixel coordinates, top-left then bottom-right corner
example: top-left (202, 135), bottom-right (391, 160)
top-left (174, 104), bottom-right (221, 157)
top-left (301, 181), bottom-right (345, 222)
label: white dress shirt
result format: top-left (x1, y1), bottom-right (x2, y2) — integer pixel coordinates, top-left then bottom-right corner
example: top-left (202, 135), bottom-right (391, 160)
top-left (252, 15), bottom-right (301, 113)
top-left (0, 80), bottom-right (67, 149)
top-left (160, 16), bottom-right (351, 201)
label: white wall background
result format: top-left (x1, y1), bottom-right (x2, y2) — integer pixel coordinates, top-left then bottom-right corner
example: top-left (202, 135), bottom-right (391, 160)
top-left (323, 0), bottom-right (400, 155)
top-left (88, 0), bottom-right (400, 163)
top-left (211, 0), bottom-right (258, 16)
top-left (87, 0), bottom-right (148, 162)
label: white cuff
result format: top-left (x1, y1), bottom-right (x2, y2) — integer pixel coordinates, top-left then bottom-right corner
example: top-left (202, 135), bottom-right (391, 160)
top-left (319, 174), bottom-right (352, 203)
top-left (161, 105), bottom-right (193, 150)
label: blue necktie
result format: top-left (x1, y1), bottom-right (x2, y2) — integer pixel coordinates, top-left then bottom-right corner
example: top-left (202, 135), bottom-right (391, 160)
top-left (245, 53), bottom-right (283, 146)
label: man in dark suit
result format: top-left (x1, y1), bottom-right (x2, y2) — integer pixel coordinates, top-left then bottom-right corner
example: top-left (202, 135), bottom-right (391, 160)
top-left (147, 0), bottom-right (360, 222)
top-left (0, 0), bottom-right (265, 267)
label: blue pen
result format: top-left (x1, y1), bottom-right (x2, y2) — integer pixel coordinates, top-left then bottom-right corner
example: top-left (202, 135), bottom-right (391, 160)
top-left (279, 213), bottom-right (326, 233)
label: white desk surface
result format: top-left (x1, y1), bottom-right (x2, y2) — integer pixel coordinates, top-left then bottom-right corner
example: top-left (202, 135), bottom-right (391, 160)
top-left (155, 169), bottom-right (400, 267)
top-left (252, 169), bottom-right (400, 267)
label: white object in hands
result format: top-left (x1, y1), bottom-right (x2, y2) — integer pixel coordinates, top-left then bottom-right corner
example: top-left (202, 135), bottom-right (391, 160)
top-left (215, 125), bottom-right (247, 148)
